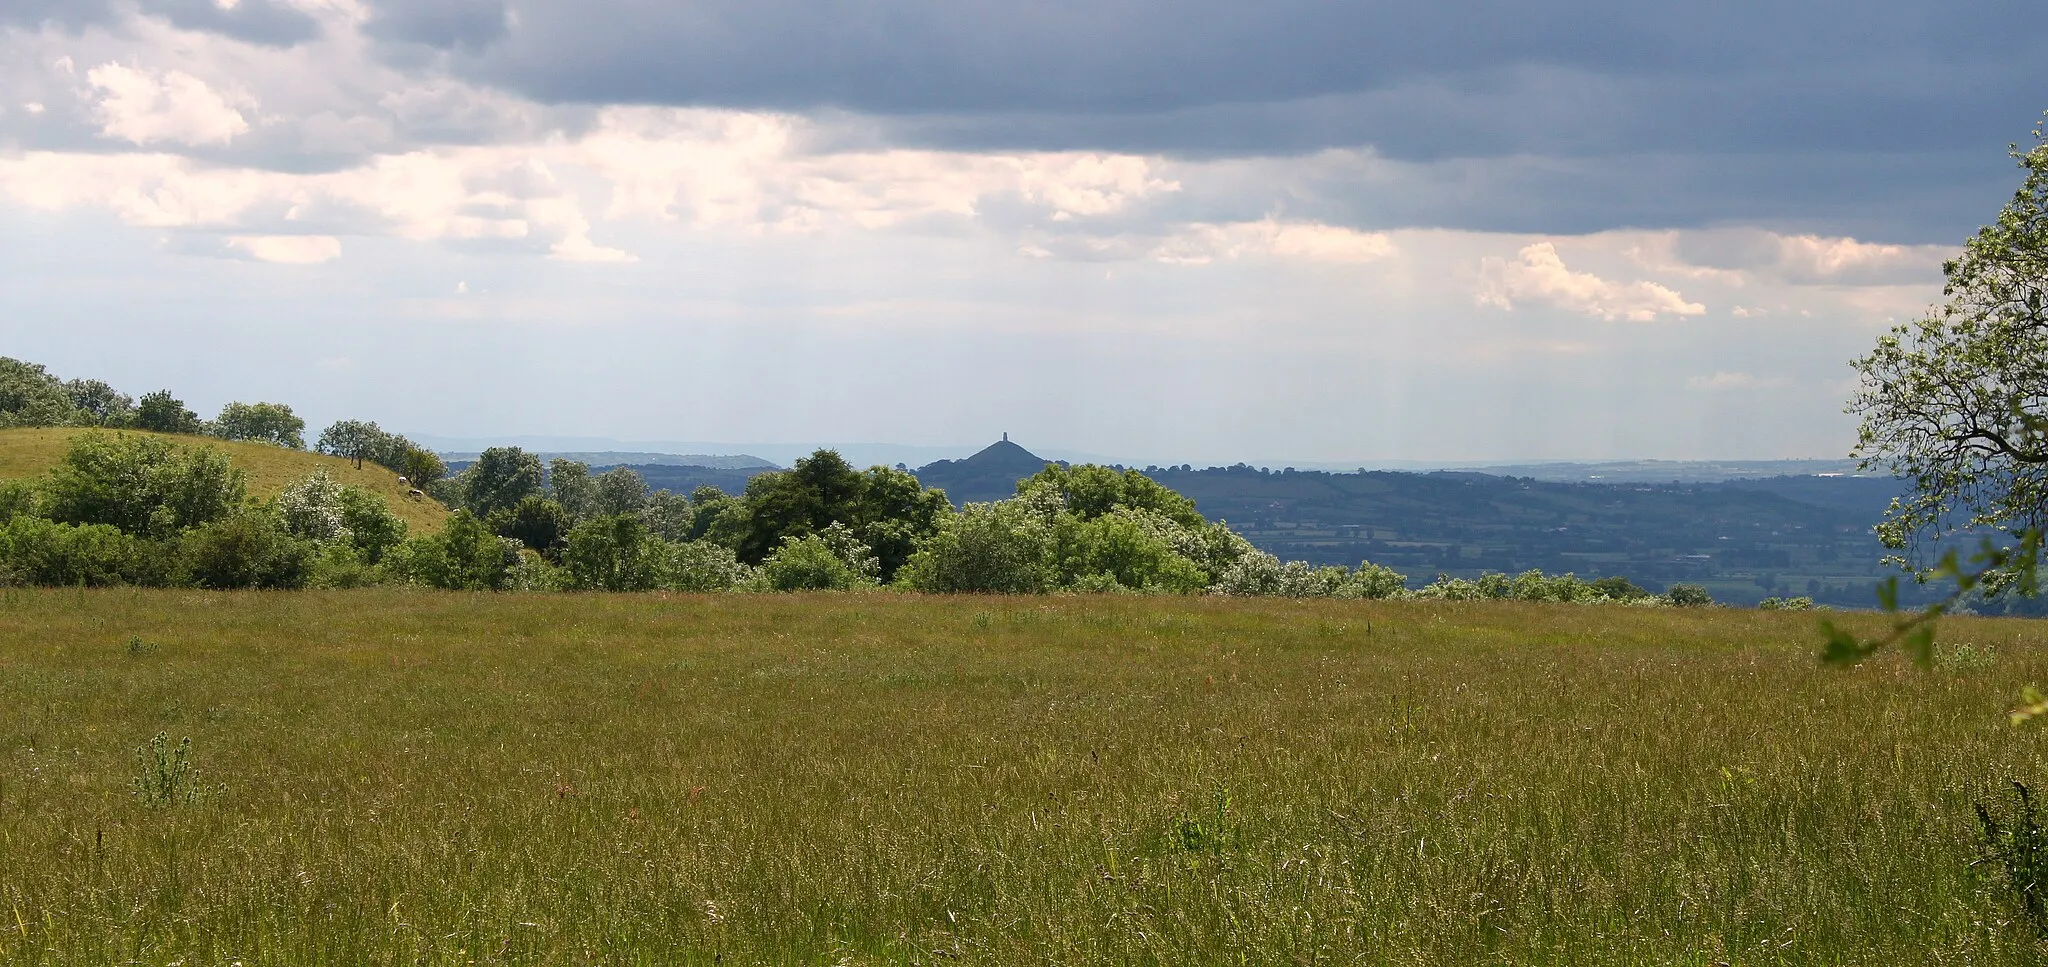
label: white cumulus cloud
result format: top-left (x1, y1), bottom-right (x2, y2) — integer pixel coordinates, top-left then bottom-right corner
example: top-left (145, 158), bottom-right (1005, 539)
top-left (86, 63), bottom-right (250, 147)
top-left (579, 107), bottom-right (1179, 234)
top-left (1653, 229), bottom-right (1949, 286)
top-left (1769, 234), bottom-right (1946, 284)
top-left (1478, 242), bottom-right (1705, 322)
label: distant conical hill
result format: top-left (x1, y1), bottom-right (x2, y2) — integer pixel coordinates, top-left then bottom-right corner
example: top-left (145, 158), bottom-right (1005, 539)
top-left (914, 436), bottom-right (1064, 504)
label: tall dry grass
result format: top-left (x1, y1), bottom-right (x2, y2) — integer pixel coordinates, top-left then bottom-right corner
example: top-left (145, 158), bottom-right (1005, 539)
top-left (1, 589), bottom-right (2044, 964)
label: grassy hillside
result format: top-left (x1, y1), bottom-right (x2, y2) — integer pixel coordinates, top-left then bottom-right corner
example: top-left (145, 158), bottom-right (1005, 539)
top-left (0, 426), bottom-right (450, 533)
top-left (2, 591), bottom-right (2045, 963)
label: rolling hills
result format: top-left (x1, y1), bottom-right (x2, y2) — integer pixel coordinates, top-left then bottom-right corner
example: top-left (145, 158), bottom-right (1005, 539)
top-left (908, 439), bottom-right (1926, 608)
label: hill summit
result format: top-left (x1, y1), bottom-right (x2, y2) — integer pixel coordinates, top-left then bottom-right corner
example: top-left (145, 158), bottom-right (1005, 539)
top-left (913, 434), bottom-right (1062, 504)
top-left (959, 433), bottom-right (1048, 472)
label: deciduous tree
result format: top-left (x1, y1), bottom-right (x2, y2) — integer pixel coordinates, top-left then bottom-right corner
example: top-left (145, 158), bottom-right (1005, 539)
top-left (213, 401), bottom-right (306, 449)
top-left (135, 391), bottom-right (203, 435)
top-left (317, 420), bottom-right (385, 469)
top-left (1851, 118), bottom-right (2048, 594)
top-left (462, 447), bottom-right (544, 518)
top-left (41, 433), bottom-right (246, 539)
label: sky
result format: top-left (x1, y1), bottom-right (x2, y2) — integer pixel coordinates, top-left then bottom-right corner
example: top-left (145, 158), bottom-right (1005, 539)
top-left (0, 0), bottom-right (2042, 466)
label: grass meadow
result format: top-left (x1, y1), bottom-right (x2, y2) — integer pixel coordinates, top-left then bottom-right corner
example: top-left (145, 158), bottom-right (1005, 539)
top-left (2, 590), bottom-right (2047, 965)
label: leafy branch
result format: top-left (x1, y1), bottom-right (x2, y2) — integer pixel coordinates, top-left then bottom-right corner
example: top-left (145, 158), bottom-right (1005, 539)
top-left (1821, 529), bottom-right (2042, 718)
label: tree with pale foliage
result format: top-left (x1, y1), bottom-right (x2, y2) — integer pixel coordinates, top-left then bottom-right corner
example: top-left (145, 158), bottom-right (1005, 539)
top-left (1850, 117), bottom-right (2048, 598)
top-left (1825, 115), bottom-right (2048, 672)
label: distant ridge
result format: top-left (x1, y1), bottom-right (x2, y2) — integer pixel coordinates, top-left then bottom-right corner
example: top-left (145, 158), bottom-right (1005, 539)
top-left (913, 434), bottom-right (1064, 503)
top-left (1458, 459), bottom-right (1865, 484)
top-left (439, 451), bottom-right (778, 471)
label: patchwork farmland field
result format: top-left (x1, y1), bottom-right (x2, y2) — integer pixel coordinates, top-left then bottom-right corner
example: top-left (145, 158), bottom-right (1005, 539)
top-left (2, 590), bottom-right (2046, 964)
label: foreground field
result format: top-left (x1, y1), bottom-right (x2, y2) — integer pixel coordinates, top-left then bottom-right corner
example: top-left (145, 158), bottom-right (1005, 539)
top-left (1, 592), bottom-right (2046, 965)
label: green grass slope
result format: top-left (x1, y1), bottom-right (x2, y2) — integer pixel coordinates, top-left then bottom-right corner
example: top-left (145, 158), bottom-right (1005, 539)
top-left (0, 426), bottom-right (450, 533)
top-left (2, 591), bottom-right (2044, 964)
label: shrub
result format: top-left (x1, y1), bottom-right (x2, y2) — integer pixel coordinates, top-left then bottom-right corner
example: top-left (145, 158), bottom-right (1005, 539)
top-left (899, 501), bottom-right (1053, 594)
top-left (1506, 569), bottom-right (1604, 604)
top-left (1664, 584), bottom-right (1715, 607)
top-left (0, 515), bottom-right (138, 586)
top-left (492, 496), bottom-right (571, 558)
top-left (180, 508), bottom-right (314, 589)
top-left (758, 524), bottom-right (880, 592)
top-left (336, 487), bottom-right (407, 562)
top-left (508, 551), bottom-right (571, 591)
top-left (1410, 574), bottom-right (1489, 601)
top-left (0, 479), bottom-right (38, 521)
top-left (1213, 554), bottom-right (1411, 599)
top-left (1212, 552), bottom-right (1314, 596)
top-left (1410, 569), bottom-right (1604, 603)
top-left (41, 433), bottom-right (246, 539)
top-left (1757, 595), bottom-right (1816, 611)
top-left (1017, 464), bottom-right (1206, 529)
top-left (308, 544), bottom-right (381, 589)
top-left (1055, 509), bottom-right (1208, 594)
top-left (1593, 575), bottom-right (1653, 601)
top-left (659, 540), bottom-right (753, 592)
top-left (275, 469), bottom-right (348, 543)
top-left (1183, 522), bottom-right (1258, 585)
top-left (562, 514), bottom-right (668, 591)
top-left (268, 475), bottom-right (403, 573)
top-left (384, 512), bottom-right (519, 591)
top-left (380, 536), bottom-right (450, 588)
top-left (1340, 561), bottom-right (1410, 599)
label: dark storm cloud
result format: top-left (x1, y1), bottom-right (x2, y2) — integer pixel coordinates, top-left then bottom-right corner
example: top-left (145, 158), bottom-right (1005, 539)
top-left (362, 0), bottom-right (504, 51)
top-left (1322, 149), bottom-right (2014, 243)
top-left (0, 0), bottom-right (117, 29)
top-left (153, 0), bottom-right (319, 47)
top-left (349, 0), bottom-right (2045, 241)
top-left (389, 0), bottom-right (2038, 122)
top-left (1, 0), bottom-right (318, 46)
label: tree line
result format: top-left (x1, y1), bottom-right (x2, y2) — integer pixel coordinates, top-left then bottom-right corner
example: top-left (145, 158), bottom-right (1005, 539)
top-left (0, 402), bottom-right (1714, 604)
top-left (0, 354), bottom-right (1727, 601)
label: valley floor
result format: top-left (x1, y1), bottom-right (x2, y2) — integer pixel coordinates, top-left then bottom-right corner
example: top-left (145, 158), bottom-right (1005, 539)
top-left (1, 590), bottom-right (2044, 964)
